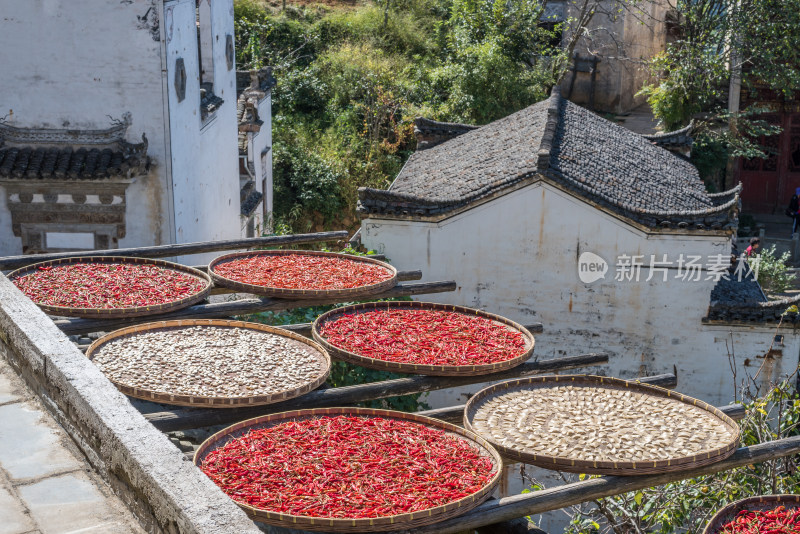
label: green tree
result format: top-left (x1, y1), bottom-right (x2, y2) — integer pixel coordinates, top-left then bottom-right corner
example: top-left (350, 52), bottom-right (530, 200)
top-left (639, 0), bottom-right (800, 134)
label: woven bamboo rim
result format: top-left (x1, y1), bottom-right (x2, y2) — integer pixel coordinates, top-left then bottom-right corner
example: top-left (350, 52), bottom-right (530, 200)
top-left (464, 375), bottom-right (741, 476)
top-left (311, 301), bottom-right (535, 376)
top-left (85, 319), bottom-right (331, 408)
top-left (7, 256), bottom-right (211, 319)
top-left (703, 494), bottom-right (800, 533)
top-left (208, 250), bottom-right (398, 299)
top-left (194, 407), bottom-right (503, 532)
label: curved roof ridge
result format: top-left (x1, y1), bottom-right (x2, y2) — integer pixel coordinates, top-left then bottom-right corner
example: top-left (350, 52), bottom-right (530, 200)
top-left (642, 121), bottom-right (694, 141)
top-left (544, 167), bottom-right (739, 217)
top-left (359, 88), bottom-right (738, 230)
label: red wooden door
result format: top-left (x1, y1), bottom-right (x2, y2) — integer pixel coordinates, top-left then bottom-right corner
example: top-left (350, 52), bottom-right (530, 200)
top-left (738, 114), bottom-right (782, 213)
top-left (778, 113), bottom-right (800, 206)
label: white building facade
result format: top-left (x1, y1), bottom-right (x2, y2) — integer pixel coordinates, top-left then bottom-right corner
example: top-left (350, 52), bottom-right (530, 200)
top-left (358, 88), bottom-right (800, 408)
top-left (0, 0), bottom-right (265, 261)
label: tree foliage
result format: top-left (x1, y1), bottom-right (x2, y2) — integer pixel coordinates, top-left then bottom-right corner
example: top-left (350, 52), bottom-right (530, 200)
top-left (639, 0), bottom-right (800, 140)
top-left (233, 0), bottom-right (575, 232)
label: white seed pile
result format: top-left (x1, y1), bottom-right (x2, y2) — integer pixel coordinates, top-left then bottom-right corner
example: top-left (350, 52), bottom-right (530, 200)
top-left (92, 326), bottom-right (324, 398)
top-left (471, 385), bottom-right (734, 463)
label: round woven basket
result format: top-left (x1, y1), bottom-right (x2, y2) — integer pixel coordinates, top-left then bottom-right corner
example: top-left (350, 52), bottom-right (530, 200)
top-left (311, 301), bottom-right (535, 376)
top-left (208, 250), bottom-right (397, 299)
top-left (194, 407), bottom-right (503, 532)
top-left (464, 375), bottom-right (740, 476)
top-left (7, 256), bottom-right (211, 319)
top-left (86, 319), bottom-right (331, 407)
top-left (703, 495), bottom-right (800, 534)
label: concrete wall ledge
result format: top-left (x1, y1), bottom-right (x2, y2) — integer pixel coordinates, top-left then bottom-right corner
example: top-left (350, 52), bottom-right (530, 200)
top-left (0, 275), bottom-right (261, 534)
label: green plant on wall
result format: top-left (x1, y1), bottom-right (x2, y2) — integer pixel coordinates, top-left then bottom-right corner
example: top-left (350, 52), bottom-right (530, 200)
top-left (752, 245), bottom-right (796, 295)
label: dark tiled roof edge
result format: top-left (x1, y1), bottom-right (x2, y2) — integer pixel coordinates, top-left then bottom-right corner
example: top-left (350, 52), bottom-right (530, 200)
top-left (201, 92), bottom-right (224, 115)
top-left (540, 170), bottom-right (741, 224)
top-left (414, 117), bottom-right (477, 134)
top-left (642, 121), bottom-right (694, 141)
top-left (414, 117), bottom-right (479, 150)
top-left (705, 292), bottom-right (800, 324)
top-left (536, 86), bottom-right (562, 172)
top-left (358, 168), bottom-right (537, 217)
top-left (0, 135), bottom-right (150, 181)
top-left (241, 190), bottom-right (263, 217)
top-left (236, 67), bottom-right (276, 99)
top-left (360, 178), bottom-right (741, 229)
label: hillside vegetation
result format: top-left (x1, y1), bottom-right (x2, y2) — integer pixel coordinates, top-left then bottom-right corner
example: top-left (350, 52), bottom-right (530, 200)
top-left (234, 0), bottom-right (564, 233)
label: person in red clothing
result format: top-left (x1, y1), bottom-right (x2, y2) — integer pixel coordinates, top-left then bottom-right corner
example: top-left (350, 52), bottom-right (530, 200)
top-left (745, 237), bottom-right (761, 257)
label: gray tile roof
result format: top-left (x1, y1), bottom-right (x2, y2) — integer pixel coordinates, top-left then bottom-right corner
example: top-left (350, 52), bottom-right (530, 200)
top-left (642, 121), bottom-right (694, 150)
top-left (0, 138), bottom-right (149, 181)
top-left (705, 274), bottom-right (800, 324)
top-left (358, 88), bottom-right (740, 230)
top-left (236, 68), bottom-right (276, 96)
top-left (710, 274), bottom-right (766, 304)
top-left (236, 69), bottom-right (272, 155)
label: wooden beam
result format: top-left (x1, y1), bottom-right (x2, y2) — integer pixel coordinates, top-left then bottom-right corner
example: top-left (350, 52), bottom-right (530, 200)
top-left (145, 353), bottom-right (609, 432)
top-left (207, 270), bottom-right (423, 296)
top-left (73, 319), bottom-right (543, 347)
top-left (416, 399), bottom-right (745, 427)
top-left (0, 230), bottom-right (349, 270)
top-left (415, 373), bottom-right (680, 425)
top-left (401, 436), bottom-right (800, 534)
top-left (192, 253), bottom-right (388, 273)
top-left (54, 280), bottom-right (458, 335)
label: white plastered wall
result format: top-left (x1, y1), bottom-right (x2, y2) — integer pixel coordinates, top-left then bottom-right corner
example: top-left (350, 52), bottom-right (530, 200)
top-left (164, 0), bottom-right (240, 263)
top-left (0, 0), bottom-right (170, 254)
top-left (362, 182), bottom-right (800, 407)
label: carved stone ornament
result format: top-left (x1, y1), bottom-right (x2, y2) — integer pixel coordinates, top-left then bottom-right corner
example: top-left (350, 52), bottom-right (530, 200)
top-left (175, 58), bottom-right (187, 103)
top-left (226, 34), bottom-right (235, 71)
top-left (0, 113), bottom-right (132, 146)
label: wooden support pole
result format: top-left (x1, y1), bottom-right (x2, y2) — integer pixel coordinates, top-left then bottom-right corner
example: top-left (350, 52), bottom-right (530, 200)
top-left (207, 269), bottom-right (423, 296)
top-left (74, 319), bottom-right (544, 349)
top-left (400, 436), bottom-right (800, 534)
top-left (0, 230), bottom-right (349, 270)
top-left (417, 400), bottom-right (744, 427)
top-left (54, 280), bottom-right (458, 335)
top-left (145, 353), bottom-right (609, 432)
top-left (192, 253), bottom-right (387, 273)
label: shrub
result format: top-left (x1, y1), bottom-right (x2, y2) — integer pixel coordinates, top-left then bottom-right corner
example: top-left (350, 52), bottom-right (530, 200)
top-left (272, 132), bottom-right (345, 227)
top-left (428, 37), bottom-right (551, 124)
top-left (752, 245), bottom-right (795, 295)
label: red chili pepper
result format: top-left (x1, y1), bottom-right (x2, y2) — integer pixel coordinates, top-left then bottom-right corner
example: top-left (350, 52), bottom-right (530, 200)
top-left (212, 255), bottom-right (392, 290)
top-left (719, 504), bottom-right (800, 533)
top-left (319, 309), bottom-right (527, 366)
top-left (12, 263), bottom-right (205, 309)
top-left (200, 416), bottom-right (496, 519)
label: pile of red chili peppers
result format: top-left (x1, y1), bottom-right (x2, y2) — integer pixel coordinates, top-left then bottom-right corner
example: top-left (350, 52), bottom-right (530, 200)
top-left (200, 415), bottom-right (495, 518)
top-left (212, 255), bottom-right (393, 290)
top-left (719, 505), bottom-right (800, 533)
top-left (319, 309), bottom-right (527, 366)
top-left (12, 263), bottom-right (206, 309)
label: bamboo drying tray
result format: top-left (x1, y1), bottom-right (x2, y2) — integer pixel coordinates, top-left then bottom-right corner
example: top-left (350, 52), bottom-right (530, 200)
top-left (208, 250), bottom-right (397, 299)
top-left (194, 407), bottom-right (503, 532)
top-left (703, 495), bottom-right (800, 534)
top-left (312, 301), bottom-right (535, 376)
top-left (86, 319), bottom-right (331, 407)
top-left (464, 375), bottom-right (740, 475)
top-left (7, 256), bottom-right (211, 319)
